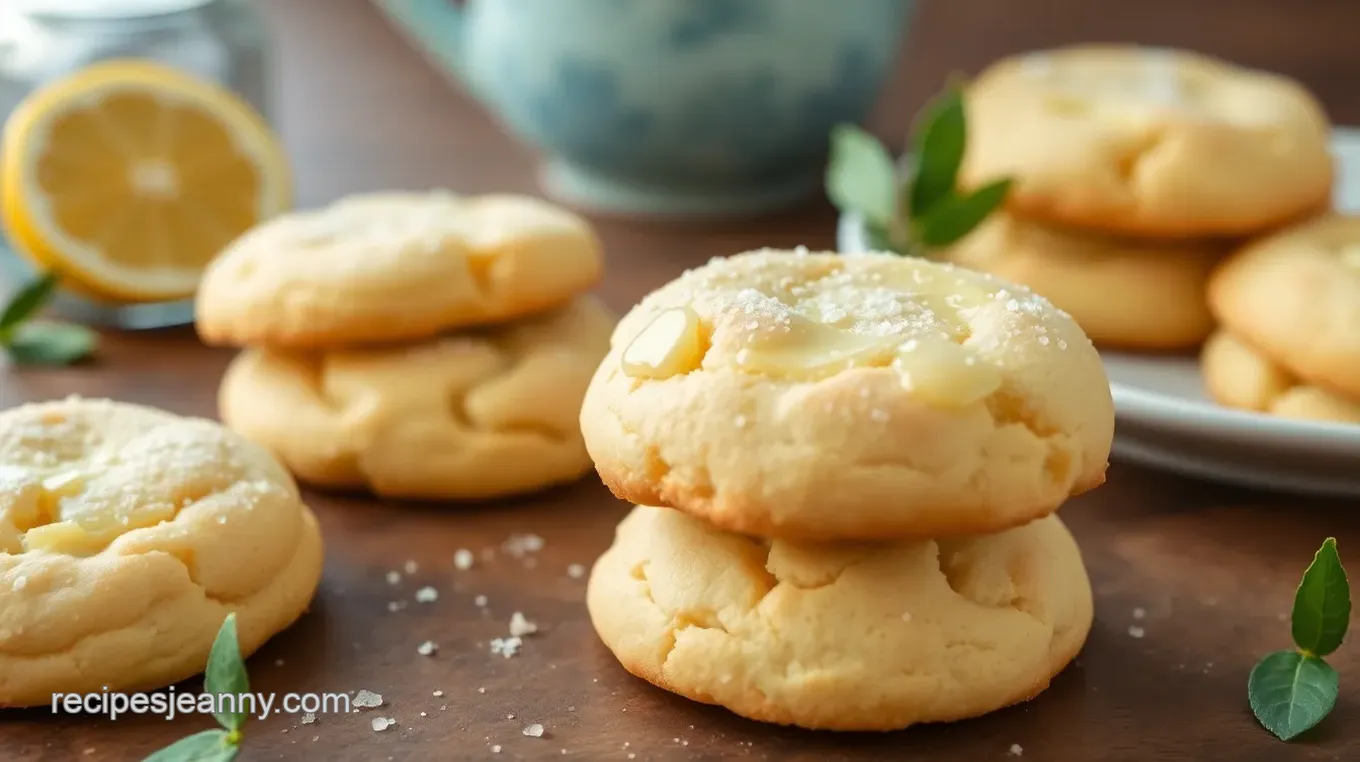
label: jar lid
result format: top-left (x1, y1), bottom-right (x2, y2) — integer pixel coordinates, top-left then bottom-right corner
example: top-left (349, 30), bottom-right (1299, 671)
top-left (14, 0), bottom-right (214, 18)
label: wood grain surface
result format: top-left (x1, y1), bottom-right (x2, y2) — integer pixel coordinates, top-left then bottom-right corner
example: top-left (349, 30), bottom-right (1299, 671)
top-left (7, 1), bottom-right (1360, 760)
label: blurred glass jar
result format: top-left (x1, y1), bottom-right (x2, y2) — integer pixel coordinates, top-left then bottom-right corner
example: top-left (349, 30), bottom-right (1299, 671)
top-left (0, 0), bottom-right (273, 329)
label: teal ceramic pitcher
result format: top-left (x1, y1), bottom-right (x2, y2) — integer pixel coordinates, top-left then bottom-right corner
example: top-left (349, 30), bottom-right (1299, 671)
top-left (376, 0), bottom-right (915, 216)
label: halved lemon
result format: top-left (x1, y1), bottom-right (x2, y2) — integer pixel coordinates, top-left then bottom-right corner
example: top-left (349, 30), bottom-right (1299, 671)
top-left (1, 59), bottom-right (290, 303)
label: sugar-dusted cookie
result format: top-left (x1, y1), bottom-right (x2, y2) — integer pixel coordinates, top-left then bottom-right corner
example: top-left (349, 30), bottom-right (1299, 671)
top-left (1208, 214), bottom-right (1360, 399)
top-left (946, 212), bottom-right (1223, 349)
top-left (220, 296), bottom-right (615, 499)
top-left (588, 505), bottom-right (1092, 731)
top-left (961, 45), bottom-right (1333, 237)
top-left (196, 191), bottom-right (604, 348)
top-left (1201, 331), bottom-right (1360, 424)
top-left (0, 398), bottom-right (322, 707)
top-left (580, 249), bottom-right (1114, 540)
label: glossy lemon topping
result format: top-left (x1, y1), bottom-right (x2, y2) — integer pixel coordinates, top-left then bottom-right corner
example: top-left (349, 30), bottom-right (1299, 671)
top-left (618, 251), bottom-right (1047, 408)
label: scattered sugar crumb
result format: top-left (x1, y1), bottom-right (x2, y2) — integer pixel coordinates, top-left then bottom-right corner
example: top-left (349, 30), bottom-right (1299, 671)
top-left (454, 549), bottom-right (475, 570)
top-left (477, 687), bottom-right (486, 694)
top-left (490, 636), bottom-right (523, 658)
top-left (491, 744), bottom-right (502, 753)
top-left (503, 533), bottom-right (545, 557)
top-left (524, 723), bottom-right (545, 738)
top-left (474, 594), bottom-right (488, 607)
top-left (387, 600), bottom-right (407, 613)
top-left (301, 712), bottom-right (316, 725)
top-left (415, 586), bottom-right (439, 603)
top-left (404, 560), bottom-right (419, 574)
top-left (417, 640), bottom-right (438, 656)
top-left (354, 690), bottom-right (384, 709)
top-left (385, 571), bottom-right (401, 585)
top-left (1132, 607), bottom-right (1146, 620)
top-left (507, 713), bottom-right (516, 720)
top-left (509, 612), bottom-right (538, 637)
top-left (567, 563), bottom-right (585, 579)
top-left (1009, 743), bottom-right (1024, 756)
top-left (1128, 625), bottom-right (1145, 639)
top-left (371, 717), bottom-right (396, 732)
top-left (432, 690), bottom-right (444, 698)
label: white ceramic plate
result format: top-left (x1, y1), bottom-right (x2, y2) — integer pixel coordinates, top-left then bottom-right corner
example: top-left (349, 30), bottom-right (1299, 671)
top-left (837, 128), bottom-right (1360, 497)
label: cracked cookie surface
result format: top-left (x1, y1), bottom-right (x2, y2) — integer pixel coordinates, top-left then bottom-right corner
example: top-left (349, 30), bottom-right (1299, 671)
top-left (1208, 214), bottom-right (1360, 400)
top-left (587, 505), bottom-right (1092, 731)
top-left (580, 249), bottom-right (1113, 540)
top-left (221, 296), bottom-right (615, 499)
top-left (946, 212), bottom-right (1222, 349)
top-left (0, 397), bottom-right (322, 707)
top-left (196, 191), bottom-right (603, 349)
top-left (961, 45), bottom-right (1332, 237)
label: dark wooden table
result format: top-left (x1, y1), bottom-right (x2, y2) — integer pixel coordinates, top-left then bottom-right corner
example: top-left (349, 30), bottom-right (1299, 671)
top-left (8, 1), bottom-right (1360, 760)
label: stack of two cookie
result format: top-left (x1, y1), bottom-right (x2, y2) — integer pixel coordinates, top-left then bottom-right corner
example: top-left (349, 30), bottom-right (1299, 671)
top-left (195, 191), bottom-right (616, 500)
top-left (945, 44), bottom-right (1334, 352)
top-left (581, 249), bottom-right (1116, 731)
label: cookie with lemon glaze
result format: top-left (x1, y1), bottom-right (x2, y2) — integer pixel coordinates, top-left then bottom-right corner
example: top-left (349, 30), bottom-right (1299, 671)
top-left (961, 45), bottom-right (1332, 237)
top-left (0, 397), bottom-right (322, 707)
top-left (196, 191), bottom-right (604, 348)
top-left (220, 296), bottom-right (615, 499)
top-left (587, 505), bottom-right (1093, 731)
top-left (579, 249), bottom-right (1114, 540)
top-left (1208, 214), bottom-right (1360, 400)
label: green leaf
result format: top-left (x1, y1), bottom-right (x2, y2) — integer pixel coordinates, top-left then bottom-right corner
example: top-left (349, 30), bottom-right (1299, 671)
top-left (1292, 537), bottom-right (1351, 657)
top-left (0, 271), bottom-right (59, 335)
top-left (913, 178), bottom-right (1013, 248)
top-left (204, 614), bottom-right (250, 733)
top-left (6, 322), bottom-right (97, 366)
top-left (1248, 650), bottom-right (1338, 741)
top-left (142, 729), bottom-right (239, 762)
top-left (825, 124), bottom-right (899, 227)
top-left (908, 85), bottom-right (967, 219)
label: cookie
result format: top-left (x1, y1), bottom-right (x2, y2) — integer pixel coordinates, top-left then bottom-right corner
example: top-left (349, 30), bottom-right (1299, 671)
top-left (580, 249), bottom-right (1114, 541)
top-left (946, 212), bottom-right (1223, 349)
top-left (220, 296), bottom-right (615, 499)
top-left (196, 191), bottom-right (604, 348)
top-left (0, 398), bottom-right (322, 707)
top-left (961, 45), bottom-right (1333, 237)
top-left (1201, 331), bottom-right (1360, 424)
top-left (588, 505), bottom-right (1092, 731)
top-left (1207, 214), bottom-right (1360, 399)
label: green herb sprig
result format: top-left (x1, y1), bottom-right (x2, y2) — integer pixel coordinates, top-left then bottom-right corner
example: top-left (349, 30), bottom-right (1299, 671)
top-left (0, 271), bottom-right (96, 366)
top-left (145, 614), bottom-right (251, 761)
top-left (1249, 537), bottom-right (1351, 741)
top-left (826, 84), bottom-right (1012, 256)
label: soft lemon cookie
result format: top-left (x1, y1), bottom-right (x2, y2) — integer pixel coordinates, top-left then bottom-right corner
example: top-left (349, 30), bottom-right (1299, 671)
top-left (961, 45), bottom-right (1332, 237)
top-left (588, 505), bottom-right (1093, 731)
top-left (1208, 214), bottom-right (1360, 399)
top-left (0, 398), bottom-right (323, 708)
top-left (946, 212), bottom-right (1223, 349)
top-left (196, 191), bottom-right (603, 348)
top-left (1201, 331), bottom-right (1360, 424)
top-left (221, 296), bottom-right (615, 499)
top-left (580, 249), bottom-right (1114, 540)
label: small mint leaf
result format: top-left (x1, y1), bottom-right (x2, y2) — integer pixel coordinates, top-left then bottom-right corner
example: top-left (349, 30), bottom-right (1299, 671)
top-left (1248, 650), bottom-right (1338, 741)
top-left (0, 271), bottom-right (59, 335)
top-left (1292, 538), bottom-right (1350, 657)
top-left (913, 178), bottom-right (1012, 248)
top-left (142, 729), bottom-right (238, 761)
top-left (204, 614), bottom-right (250, 733)
top-left (6, 322), bottom-right (97, 366)
top-left (908, 85), bottom-right (966, 219)
top-left (826, 124), bottom-right (898, 227)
